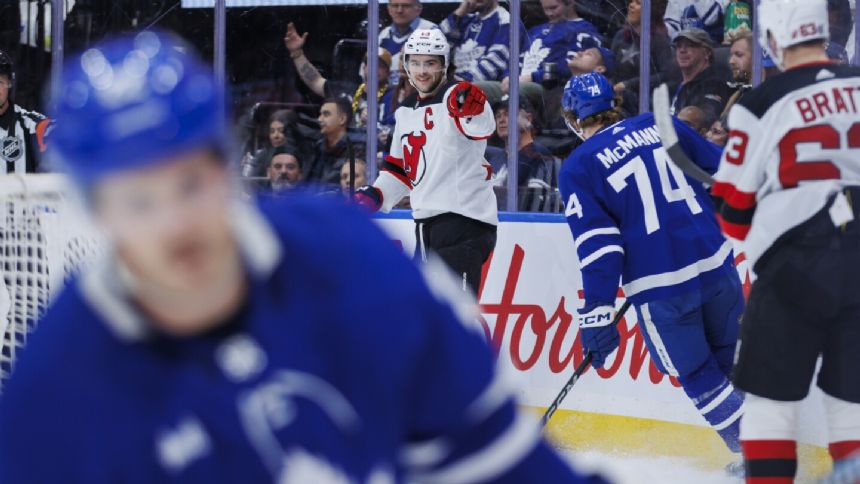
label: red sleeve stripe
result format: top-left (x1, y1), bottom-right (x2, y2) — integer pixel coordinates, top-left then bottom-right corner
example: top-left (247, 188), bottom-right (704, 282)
top-left (381, 161), bottom-right (412, 188)
top-left (453, 116), bottom-right (493, 141)
top-left (717, 214), bottom-right (751, 240)
top-left (385, 154), bottom-right (404, 167)
top-left (712, 181), bottom-right (757, 210)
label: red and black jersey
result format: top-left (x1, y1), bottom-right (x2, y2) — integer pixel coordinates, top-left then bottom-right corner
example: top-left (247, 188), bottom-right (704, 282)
top-left (713, 62), bottom-right (860, 273)
top-left (374, 80), bottom-right (498, 226)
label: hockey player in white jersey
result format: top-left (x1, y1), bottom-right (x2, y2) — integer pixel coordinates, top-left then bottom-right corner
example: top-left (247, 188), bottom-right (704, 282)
top-left (711, 0), bottom-right (860, 481)
top-left (355, 28), bottom-right (498, 295)
top-left (0, 31), bottom-right (606, 484)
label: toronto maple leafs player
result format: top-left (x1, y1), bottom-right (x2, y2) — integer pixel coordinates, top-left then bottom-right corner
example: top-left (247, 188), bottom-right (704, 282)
top-left (355, 29), bottom-right (497, 295)
top-left (0, 31), bottom-right (605, 484)
top-left (558, 72), bottom-right (745, 457)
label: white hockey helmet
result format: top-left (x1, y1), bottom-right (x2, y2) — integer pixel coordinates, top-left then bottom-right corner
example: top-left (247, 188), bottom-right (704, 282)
top-left (758, 0), bottom-right (829, 70)
top-left (403, 28), bottom-right (449, 69)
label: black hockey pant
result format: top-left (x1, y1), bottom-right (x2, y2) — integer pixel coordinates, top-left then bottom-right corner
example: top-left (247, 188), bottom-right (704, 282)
top-left (414, 213), bottom-right (497, 296)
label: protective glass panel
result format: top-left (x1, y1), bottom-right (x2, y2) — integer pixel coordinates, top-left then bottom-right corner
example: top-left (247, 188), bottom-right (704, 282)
top-left (62, 2), bottom-right (214, 60)
top-left (486, 0), bottom-right (627, 212)
top-left (654, 0), bottom-right (751, 145)
top-left (231, 3), bottom-right (372, 196)
top-left (1, 1), bottom-right (60, 113)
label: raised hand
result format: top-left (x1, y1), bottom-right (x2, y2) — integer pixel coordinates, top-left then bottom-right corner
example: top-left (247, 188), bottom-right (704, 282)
top-left (284, 22), bottom-right (308, 53)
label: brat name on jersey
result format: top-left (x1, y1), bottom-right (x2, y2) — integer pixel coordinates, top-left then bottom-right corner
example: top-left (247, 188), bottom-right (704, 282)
top-left (794, 84), bottom-right (860, 123)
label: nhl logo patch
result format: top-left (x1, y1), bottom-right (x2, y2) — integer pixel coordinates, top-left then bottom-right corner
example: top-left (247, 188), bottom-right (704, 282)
top-left (1, 136), bottom-right (22, 163)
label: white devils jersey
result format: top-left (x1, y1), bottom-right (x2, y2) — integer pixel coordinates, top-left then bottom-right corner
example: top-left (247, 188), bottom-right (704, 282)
top-left (375, 81), bottom-right (498, 226)
top-left (713, 62), bottom-right (860, 272)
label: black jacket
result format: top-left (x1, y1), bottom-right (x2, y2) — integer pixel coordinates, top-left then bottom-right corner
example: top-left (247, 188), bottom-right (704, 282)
top-left (670, 64), bottom-right (730, 123)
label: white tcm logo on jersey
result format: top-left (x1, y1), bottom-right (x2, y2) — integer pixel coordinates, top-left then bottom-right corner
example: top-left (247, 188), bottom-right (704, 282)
top-left (402, 131), bottom-right (428, 186)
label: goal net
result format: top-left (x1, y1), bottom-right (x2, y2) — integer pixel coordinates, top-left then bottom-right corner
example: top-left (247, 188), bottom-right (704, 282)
top-left (0, 174), bottom-right (102, 383)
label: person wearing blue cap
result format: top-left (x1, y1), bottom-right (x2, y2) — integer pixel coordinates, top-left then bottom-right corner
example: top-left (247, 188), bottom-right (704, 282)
top-left (0, 30), bottom-right (607, 484)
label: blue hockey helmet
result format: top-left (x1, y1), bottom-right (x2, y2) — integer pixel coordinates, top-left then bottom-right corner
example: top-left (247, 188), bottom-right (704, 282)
top-left (50, 30), bottom-right (228, 186)
top-left (562, 72), bottom-right (615, 122)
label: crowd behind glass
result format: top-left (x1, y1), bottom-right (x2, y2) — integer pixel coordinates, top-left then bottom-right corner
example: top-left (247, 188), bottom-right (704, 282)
top-left (0, 0), bottom-right (855, 211)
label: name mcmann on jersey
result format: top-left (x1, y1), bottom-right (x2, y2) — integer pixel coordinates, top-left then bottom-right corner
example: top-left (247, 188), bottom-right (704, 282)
top-left (595, 126), bottom-right (662, 169)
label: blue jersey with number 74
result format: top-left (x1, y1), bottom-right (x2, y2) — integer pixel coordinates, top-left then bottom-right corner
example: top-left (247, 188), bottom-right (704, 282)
top-left (559, 112), bottom-right (735, 308)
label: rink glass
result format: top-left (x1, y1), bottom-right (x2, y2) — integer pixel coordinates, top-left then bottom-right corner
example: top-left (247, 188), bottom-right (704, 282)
top-left (5, 0), bottom-right (858, 212)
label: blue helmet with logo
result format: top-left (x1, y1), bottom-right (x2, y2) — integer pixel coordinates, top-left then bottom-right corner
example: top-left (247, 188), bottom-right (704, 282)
top-left (50, 30), bottom-right (227, 186)
top-left (562, 72), bottom-right (615, 122)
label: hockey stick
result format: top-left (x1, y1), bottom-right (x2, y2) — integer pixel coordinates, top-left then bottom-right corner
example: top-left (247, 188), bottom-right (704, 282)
top-left (652, 83), bottom-right (715, 186)
top-left (540, 300), bottom-right (632, 428)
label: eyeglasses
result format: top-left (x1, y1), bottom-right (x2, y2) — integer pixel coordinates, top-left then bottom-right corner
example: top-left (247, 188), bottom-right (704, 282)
top-left (389, 3), bottom-right (416, 10)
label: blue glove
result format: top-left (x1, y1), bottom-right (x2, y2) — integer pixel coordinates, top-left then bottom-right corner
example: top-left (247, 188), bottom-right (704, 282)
top-left (577, 304), bottom-right (619, 369)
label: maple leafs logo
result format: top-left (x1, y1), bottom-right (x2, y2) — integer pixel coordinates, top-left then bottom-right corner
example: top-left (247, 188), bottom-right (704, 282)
top-left (453, 39), bottom-right (486, 75)
top-left (521, 39), bottom-right (550, 77)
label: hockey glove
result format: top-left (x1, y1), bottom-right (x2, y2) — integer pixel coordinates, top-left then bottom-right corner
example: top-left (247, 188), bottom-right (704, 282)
top-left (577, 304), bottom-right (619, 369)
top-left (353, 185), bottom-right (382, 212)
top-left (447, 81), bottom-right (487, 118)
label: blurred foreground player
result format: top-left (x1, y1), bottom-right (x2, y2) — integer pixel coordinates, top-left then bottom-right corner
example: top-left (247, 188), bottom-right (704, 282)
top-left (559, 72), bottom-right (745, 456)
top-left (712, 0), bottom-right (860, 481)
top-left (355, 29), bottom-right (497, 295)
top-left (0, 32), bottom-right (603, 484)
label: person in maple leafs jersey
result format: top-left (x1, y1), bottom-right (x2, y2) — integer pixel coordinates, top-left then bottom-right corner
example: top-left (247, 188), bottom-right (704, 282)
top-left (559, 72), bottom-right (745, 462)
top-left (355, 28), bottom-right (498, 295)
top-left (0, 31), bottom-right (606, 484)
top-left (711, 0), bottom-right (860, 482)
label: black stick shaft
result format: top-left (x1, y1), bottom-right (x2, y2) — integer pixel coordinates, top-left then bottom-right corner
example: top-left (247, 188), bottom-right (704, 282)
top-left (540, 300), bottom-right (632, 428)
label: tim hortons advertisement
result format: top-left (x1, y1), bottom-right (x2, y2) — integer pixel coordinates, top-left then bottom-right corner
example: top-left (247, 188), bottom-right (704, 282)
top-left (375, 213), bottom-right (829, 450)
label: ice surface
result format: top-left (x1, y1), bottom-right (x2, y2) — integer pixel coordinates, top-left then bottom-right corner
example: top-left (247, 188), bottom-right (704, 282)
top-left (565, 450), bottom-right (742, 484)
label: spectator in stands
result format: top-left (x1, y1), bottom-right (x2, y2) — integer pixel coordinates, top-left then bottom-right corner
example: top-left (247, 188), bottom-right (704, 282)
top-left (486, 96), bottom-right (555, 210)
top-left (501, 0), bottom-right (602, 93)
top-left (664, 0), bottom-right (729, 44)
top-left (721, 30), bottom-right (752, 120)
top-left (305, 97), bottom-right (358, 187)
top-left (567, 46), bottom-right (616, 80)
top-left (440, 0), bottom-right (525, 83)
top-left (567, 46), bottom-right (640, 116)
top-left (380, 0), bottom-right (438, 86)
top-left (705, 117), bottom-right (728, 146)
top-left (677, 105), bottom-right (709, 135)
top-left (285, 24), bottom-right (396, 127)
top-left (670, 28), bottom-right (728, 123)
top-left (265, 145), bottom-right (303, 194)
top-left (340, 158), bottom-right (368, 194)
top-left (246, 109), bottom-right (297, 178)
top-left (611, 0), bottom-right (678, 110)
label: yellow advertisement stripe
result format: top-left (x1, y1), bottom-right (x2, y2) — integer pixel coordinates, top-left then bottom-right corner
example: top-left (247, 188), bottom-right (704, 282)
top-left (526, 406), bottom-right (833, 481)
